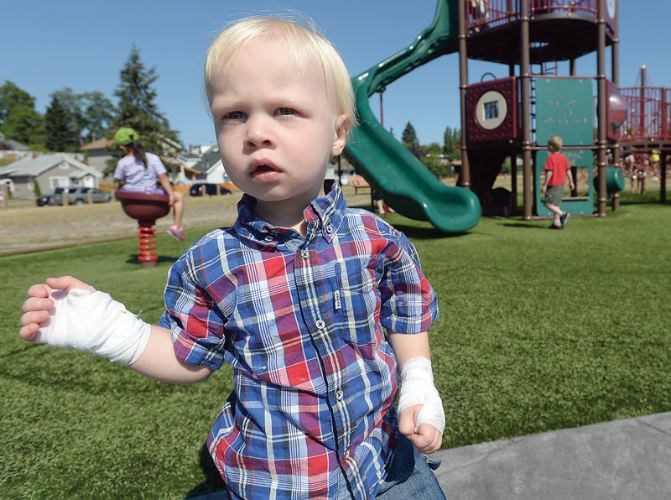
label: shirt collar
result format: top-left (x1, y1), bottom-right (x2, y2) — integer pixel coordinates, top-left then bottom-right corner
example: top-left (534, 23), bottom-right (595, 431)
top-left (234, 182), bottom-right (345, 247)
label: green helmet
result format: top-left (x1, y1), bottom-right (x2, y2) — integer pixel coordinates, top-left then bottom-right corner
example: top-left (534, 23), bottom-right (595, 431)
top-left (114, 127), bottom-right (139, 146)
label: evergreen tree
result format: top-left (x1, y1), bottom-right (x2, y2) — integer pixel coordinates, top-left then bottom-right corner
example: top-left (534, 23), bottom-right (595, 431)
top-left (443, 126), bottom-right (453, 157)
top-left (45, 95), bottom-right (77, 151)
top-left (442, 126), bottom-right (461, 159)
top-left (401, 121), bottom-right (420, 157)
top-left (113, 47), bottom-right (179, 151)
top-left (50, 88), bottom-right (85, 146)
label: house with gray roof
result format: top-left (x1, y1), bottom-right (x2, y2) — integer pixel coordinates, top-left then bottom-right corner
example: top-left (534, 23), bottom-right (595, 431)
top-left (0, 153), bottom-right (102, 199)
top-left (81, 137), bottom-right (115, 176)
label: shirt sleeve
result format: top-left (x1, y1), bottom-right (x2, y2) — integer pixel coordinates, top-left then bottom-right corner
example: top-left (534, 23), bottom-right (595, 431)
top-left (150, 154), bottom-right (167, 177)
top-left (378, 230), bottom-right (439, 334)
top-left (159, 256), bottom-right (227, 370)
top-left (113, 159), bottom-right (125, 181)
top-left (544, 154), bottom-right (555, 172)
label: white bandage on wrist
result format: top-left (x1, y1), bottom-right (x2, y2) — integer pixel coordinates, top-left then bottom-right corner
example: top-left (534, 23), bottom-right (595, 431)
top-left (397, 356), bottom-right (446, 434)
top-left (36, 287), bottom-right (151, 365)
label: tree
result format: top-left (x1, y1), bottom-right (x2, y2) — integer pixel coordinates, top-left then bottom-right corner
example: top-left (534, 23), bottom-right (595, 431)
top-left (401, 121), bottom-right (420, 157)
top-left (0, 81), bottom-right (44, 146)
top-left (50, 88), bottom-right (116, 145)
top-left (82, 91), bottom-right (115, 142)
top-left (0, 81), bottom-right (35, 124)
top-left (113, 47), bottom-right (179, 151)
top-left (50, 88), bottom-right (85, 146)
top-left (45, 95), bottom-right (77, 151)
top-left (1, 105), bottom-right (44, 146)
top-left (442, 126), bottom-right (461, 159)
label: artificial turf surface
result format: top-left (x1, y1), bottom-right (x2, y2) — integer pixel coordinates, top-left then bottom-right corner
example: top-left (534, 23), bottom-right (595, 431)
top-left (1, 196), bottom-right (669, 497)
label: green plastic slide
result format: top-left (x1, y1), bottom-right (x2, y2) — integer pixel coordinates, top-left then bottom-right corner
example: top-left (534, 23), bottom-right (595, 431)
top-left (343, 0), bottom-right (480, 233)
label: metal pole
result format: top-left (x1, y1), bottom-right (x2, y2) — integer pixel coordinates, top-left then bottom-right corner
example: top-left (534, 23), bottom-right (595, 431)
top-left (521, 0), bottom-right (532, 219)
top-left (639, 66), bottom-right (646, 138)
top-left (458, 0), bottom-right (470, 188)
top-left (611, 18), bottom-right (621, 210)
top-left (596, 0), bottom-right (608, 216)
top-left (510, 63), bottom-right (518, 213)
top-left (662, 152), bottom-right (668, 204)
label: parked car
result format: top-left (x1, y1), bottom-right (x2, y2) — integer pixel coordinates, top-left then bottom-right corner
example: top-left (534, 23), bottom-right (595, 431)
top-left (35, 187), bottom-right (65, 207)
top-left (36, 187), bottom-right (112, 206)
top-left (190, 183), bottom-right (232, 197)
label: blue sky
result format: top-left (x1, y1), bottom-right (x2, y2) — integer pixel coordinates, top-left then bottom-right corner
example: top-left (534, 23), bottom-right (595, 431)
top-left (2, 0), bottom-right (668, 148)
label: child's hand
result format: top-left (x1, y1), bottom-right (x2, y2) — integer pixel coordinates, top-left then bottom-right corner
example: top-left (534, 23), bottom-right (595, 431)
top-left (397, 357), bottom-right (445, 454)
top-left (19, 276), bottom-right (151, 365)
top-left (19, 276), bottom-right (92, 342)
top-left (398, 405), bottom-right (443, 454)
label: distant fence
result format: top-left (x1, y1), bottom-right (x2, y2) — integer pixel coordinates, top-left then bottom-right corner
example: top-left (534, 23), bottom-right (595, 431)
top-left (619, 87), bottom-right (671, 142)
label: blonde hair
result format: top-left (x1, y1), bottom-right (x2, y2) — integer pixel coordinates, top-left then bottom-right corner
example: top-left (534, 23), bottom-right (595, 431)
top-left (548, 135), bottom-right (563, 151)
top-left (204, 15), bottom-right (358, 128)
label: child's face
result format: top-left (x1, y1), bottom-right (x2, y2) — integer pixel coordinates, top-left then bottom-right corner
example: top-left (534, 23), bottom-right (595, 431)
top-left (209, 39), bottom-right (348, 218)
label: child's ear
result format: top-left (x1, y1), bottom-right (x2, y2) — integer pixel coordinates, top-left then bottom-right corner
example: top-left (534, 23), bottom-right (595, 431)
top-left (331, 114), bottom-right (351, 156)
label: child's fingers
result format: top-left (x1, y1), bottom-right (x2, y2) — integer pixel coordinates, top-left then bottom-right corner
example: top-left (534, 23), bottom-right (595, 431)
top-left (45, 276), bottom-right (91, 293)
top-left (409, 430), bottom-right (432, 451)
top-left (26, 283), bottom-right (50, 299)
top-left (397, 405), bottom-right (421, 437)
top-left (19, 309), bottom-right (50, 328)
top-left (19, 319), bottom-right (44, 342)
top-left (19, 294), bottom-right (54, 342)
top-left (411, 424), bottom-right (443, 453)
top-left (21, 296), bottom-right (54, 314)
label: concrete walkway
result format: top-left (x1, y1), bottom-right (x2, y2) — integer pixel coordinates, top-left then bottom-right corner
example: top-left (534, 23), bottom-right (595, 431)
top-left (432, 412), bottom-right (671, 499)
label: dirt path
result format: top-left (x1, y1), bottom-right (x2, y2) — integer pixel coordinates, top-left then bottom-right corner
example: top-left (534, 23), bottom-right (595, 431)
top-left (0, 188), bottom-right (372, 256)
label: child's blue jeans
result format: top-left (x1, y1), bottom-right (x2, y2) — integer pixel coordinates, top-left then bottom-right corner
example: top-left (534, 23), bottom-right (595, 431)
top-left (337, 434), bottom-right (447, 499)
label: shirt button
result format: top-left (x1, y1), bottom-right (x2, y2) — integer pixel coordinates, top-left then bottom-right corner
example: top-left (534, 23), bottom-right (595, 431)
top-left (335, 389), bottom-right (344, 401)
top-left (315, 319), bottom-right (326, 330)
top-left (325, 223), bottom-right (333, 234)
top-left (344, 450), bottom-right (351, 460)
top-left (264, 235), bottom-right (273, 242)
top-left (300, 248), bottom-right (310, 259)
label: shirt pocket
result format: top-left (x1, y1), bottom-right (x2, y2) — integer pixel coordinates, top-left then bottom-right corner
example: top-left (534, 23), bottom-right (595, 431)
top-left (334, 260), bottom-right (380, 345)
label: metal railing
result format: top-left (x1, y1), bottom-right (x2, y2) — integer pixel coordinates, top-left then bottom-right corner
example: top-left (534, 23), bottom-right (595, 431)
top-left (466, 0), bottom-right (598, 32)
top-left (619, 87), bottom-right (671, 142)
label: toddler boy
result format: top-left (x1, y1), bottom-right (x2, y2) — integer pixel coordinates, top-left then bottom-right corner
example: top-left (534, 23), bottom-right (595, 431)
top-left (20, 16), bottom-right (446, 499)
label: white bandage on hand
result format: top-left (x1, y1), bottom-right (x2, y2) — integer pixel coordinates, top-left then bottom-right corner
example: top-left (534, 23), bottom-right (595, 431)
top-left (36, 287), bottom-right (151, 365)
top-left (397, 356), bottom-right (446, 434)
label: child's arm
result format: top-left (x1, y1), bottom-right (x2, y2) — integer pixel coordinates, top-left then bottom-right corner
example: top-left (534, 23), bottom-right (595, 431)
top-left (19, 276), bottom-right (211, 384)
top-left (157, 173), bottom-right (175, 205)
top-left (567, 168), bottom-right (575, 191)
top-left (542, 169), bottom-right (553, 192)
top-left (389, 332), bottom-right (445, 454)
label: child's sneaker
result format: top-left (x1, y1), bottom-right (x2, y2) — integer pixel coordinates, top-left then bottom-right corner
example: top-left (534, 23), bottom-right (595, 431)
top-left (560, 212), bottom-right (570, 227)
top-left (167, 225), bottom-right (185, 241)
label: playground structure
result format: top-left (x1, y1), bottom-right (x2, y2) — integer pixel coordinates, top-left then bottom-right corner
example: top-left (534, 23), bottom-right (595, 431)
top-left (115, 191), bottom-right (170, 267)
top-left (618, 65), bottom-right (670, 204)
top-left (460, 0), bottom-right (626, 218)
top-left (344, 0), bottom-right (627, 231)
top-left (343, 0), bottom-right (479, 234)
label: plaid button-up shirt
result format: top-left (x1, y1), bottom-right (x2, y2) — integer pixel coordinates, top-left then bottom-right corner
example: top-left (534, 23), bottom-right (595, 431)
top-left (160, 185), bottom-right (438, 499)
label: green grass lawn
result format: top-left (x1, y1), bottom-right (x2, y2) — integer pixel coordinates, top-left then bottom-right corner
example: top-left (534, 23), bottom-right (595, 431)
top-left (1, 197), bottom-right (670, 497)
